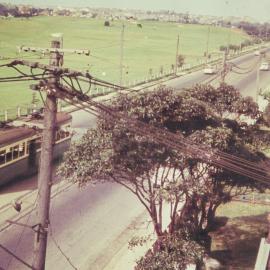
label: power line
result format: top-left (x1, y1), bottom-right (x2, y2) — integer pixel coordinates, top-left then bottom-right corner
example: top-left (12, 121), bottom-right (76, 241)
top-left (4, 59), bottom-right (270, 185)
top-left (48, 224), bottom-right (78, 270)
top-left (92, 43), bottom-right (120, 50)
top-left (231, 59), bottom-right (261, 74)
top-left (0, 77), bottom-right (53, 83)
top-left (56, 82), bottom-right (270, 186)
top-left (0, 74), bottom-right (49, 80)
top-left (0, 243), bottom-right (34, 270)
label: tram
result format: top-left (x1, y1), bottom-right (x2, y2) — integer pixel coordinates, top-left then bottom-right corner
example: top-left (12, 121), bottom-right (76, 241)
top-left (0, 112), bottom-right (72, 187)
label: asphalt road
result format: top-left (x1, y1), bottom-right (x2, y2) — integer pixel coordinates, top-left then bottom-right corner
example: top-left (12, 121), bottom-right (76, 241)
top-left (0, 110), bottom-right (146, 270)
top-left (1, 48), bottom-right (270, 270)
top-left (167, 48), bottom-right (270, 98)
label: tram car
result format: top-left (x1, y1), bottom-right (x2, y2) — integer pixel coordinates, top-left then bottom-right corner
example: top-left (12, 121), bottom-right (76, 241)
top-left (0, 112), bottom-right (72, 187)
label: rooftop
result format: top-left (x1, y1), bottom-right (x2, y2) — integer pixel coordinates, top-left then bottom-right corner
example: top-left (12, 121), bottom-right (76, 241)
top-left (0, 126), bottom-right (37, 148)
top-left (12, 112), bottom-right (72, 129)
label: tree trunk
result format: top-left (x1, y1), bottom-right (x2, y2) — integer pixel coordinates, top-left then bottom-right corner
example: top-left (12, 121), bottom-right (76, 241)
top-left (205, 203), bottom-right (219, 233)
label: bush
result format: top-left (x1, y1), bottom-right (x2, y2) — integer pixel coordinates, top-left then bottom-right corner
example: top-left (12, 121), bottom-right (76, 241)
top-left (135, 232), bottom-right (204, 270)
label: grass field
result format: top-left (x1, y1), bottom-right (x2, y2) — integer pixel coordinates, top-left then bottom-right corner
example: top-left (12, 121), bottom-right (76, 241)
top-left (0, 16), bottom-right (250, 113)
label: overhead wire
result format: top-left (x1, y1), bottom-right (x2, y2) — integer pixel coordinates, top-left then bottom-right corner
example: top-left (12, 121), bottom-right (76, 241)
top-left (48, 225), bottom-right (78, 270)
top-left (0, 243), bottom-right (33, 269)
top-left (3, 60), bottom-right (270, 185)
top-left (0, 76), bottom-right (53, 83)
top-left (230, 58), bottom-right (261, 74)
top-left (56, 83), bottom-right (270, 186)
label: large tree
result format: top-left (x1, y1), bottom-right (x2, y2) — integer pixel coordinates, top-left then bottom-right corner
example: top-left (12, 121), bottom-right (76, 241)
top-left (59, 84), bottom-right (269, 245)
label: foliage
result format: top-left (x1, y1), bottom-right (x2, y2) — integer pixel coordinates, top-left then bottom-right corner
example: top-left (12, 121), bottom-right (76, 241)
top-left (235, 21), bottom-right (270, 39)
top-left (135, 231), bottom-right (204, 270)
top-left (176, 55), bottom-right (185, 68)
top-left (59, 84), bottom-right (269, 243)
top-left (104, 20), bottom-right (110, 27)
top-left (129, 235), bottom-right (153, 249)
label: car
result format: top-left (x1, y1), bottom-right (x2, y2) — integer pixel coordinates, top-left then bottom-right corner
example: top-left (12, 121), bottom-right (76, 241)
top-left (254, 50), bottom-right (260, 56)
top-left (259, 62), bottom-right (269, 71)
top-left (203, 65), bottom-right (216, 75)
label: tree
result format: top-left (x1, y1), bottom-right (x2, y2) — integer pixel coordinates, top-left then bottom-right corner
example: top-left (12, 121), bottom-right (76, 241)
top-left (173, 84), bottom-right (267, 237)
top-left (176, 55), bottom-right (185, 68)
top-left (135, 231), bottom-right (204, 270)
top-left (59, 84), bottom-right (269, 245)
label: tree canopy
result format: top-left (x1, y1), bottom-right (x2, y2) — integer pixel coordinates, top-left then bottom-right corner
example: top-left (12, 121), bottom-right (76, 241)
top-left (59, 83), bottom-right (269, 248)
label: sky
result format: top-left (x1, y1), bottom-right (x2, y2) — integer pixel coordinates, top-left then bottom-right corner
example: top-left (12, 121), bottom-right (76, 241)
top-left (6, 0), bottom-right (270, 22)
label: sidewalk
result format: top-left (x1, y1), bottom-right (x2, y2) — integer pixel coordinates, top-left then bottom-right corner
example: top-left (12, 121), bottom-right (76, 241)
top-left (85, 205), bottom-right (172, 270)
top-left (83, 210), bottom-right (155, 270)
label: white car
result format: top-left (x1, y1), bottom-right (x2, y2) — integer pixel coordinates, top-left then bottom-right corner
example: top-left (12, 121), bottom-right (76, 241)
top-left (203, 65), bottom-right (216, 75)
top-left (254, 50), bottom-right (260, 56)
top-left (259, 62), bottom-right (269, 71)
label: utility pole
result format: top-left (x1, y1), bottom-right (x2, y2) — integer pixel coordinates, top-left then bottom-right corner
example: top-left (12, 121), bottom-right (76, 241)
top-left (32, 38), bottom-right (61, 270)
top-left (256, 55), bottom-right (262, 103)
top-left (205, 26), bottom-right (210, 64)
top-left (17, 38), bottom-right (90, 270)
top-left (267, 213), bottom-right (270, 270)
top-left (227, 27), bottom-right (231, 54)
top-left (119, 24), bottom-right (125, 86)
top-left (175, 34), bottom-right (180, 75)
top-left (221, 49), bottom-right (228, 84)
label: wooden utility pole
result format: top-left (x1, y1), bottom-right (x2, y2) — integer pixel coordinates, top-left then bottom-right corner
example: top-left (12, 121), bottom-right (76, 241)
top-left (15, 39), bottom-right (89, 269)
top-left (205, 26), bottom-right (210, 64)
top-left (267, 213), bottom-right (270, 270)
top-left (174, 34), bottom-right (180, 75)
top-left (119, 24), bottom-right (125, 86)
top-left (256, 55), bottom-right (262, 103)
top-left (32, 38), bottom-right (61, 270)
top-left (221, 49), bottom-right (228, 83)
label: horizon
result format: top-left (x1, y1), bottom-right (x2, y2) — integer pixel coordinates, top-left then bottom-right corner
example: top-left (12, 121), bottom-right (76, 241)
top-left (3, 0), bottom-right (270, 23)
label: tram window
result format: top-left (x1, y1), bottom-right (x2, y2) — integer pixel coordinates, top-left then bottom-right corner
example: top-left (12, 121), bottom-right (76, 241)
top-left (35, 138), bottom-right (41, 150)
top-left (56, 130), bottom-right (60, 141)
top-left (61, 130), bottom-right (66, 139)
top-left (6, 148), bottom-right (12, 163)
top-left (26, 141), bottom-right (30, 154)
top-left (12, 145), bottom-right (19, 159)
top-left (0, 150), bottom-right (5, 165)
top-left (19, 142), bottom-right (25, 157)
top-left (56, 130), bottom-right (68, 141)
top-left (60, 130), bottom-right (70, 140)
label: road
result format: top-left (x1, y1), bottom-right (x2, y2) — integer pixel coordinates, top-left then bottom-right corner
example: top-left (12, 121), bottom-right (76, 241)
top-left (168, 48), bottom-right (270, 103)
top-left (0, 48), bottom-right (269, 270)
top-left (0, 110), bottom-right (147, 270)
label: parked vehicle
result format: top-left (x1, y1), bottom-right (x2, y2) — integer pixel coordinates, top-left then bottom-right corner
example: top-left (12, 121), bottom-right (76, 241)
top-left (203, 65), bottom-right (216, 75)
top-left (254, 50), bottom-right (261, 56)
top-left (259, 62), bottom-right (269, 71)
top-left (0, 112), bottom-right (72, 187)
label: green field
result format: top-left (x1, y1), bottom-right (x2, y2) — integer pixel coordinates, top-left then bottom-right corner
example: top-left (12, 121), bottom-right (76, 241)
top-left (0, 16), bottom-right (250, 114)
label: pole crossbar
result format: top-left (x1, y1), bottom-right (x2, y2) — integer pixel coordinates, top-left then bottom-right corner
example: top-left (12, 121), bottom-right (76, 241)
top-left (19, 46), bottom-right (90, 56)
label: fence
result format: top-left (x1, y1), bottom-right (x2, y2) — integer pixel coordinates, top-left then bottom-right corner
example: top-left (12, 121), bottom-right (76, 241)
top-left (1, 43), bottom-right (265, 122)
top-left (0, 104), bottom-right (43, 122)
